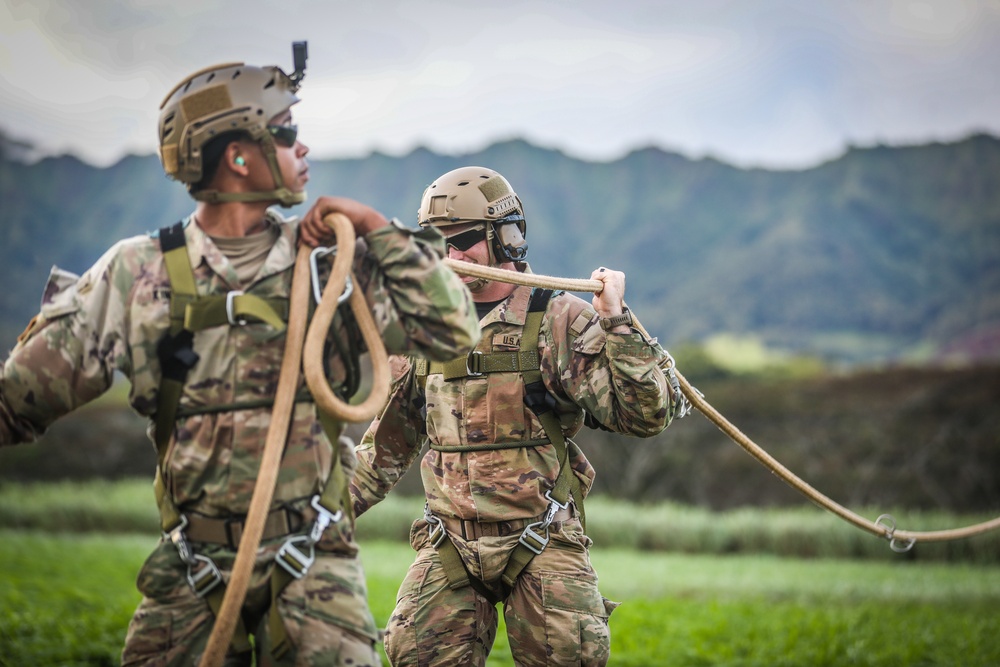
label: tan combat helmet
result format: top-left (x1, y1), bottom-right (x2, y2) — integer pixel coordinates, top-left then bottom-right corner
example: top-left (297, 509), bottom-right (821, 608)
top-left (157, 42), bottom-right (308, 207)
top-left (417, 165), bottom-right (528, 265)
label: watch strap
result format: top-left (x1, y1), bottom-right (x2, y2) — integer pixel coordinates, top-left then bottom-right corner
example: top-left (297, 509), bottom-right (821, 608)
top-left (600, 308), bottom-right (632, 331)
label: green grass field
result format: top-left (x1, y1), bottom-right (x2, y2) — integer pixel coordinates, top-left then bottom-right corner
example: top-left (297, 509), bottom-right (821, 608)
top-left (2, 480), bottom-right (999, 665)
top-left (2, 529), bottom-right (999, 666)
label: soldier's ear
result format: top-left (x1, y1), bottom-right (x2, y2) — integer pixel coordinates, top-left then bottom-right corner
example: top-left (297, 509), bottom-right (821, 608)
top-left (225, 143), bottom-right (250, 175)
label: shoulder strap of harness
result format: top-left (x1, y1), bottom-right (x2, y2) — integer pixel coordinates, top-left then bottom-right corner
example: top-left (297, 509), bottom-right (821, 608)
top-left (152, 221), bottom-right (354, 657)
top-left (426, 288), bottom-right (587, 601)
top-left (500, 288), bottom-right (585, 590)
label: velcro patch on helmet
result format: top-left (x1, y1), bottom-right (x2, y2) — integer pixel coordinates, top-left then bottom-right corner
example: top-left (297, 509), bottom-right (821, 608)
top-left (479, 176), bottom-right (519, 218)
top-left (478, 175), bottom-right (510, 202)
top-left (180, 84), bottom-right (233, 123)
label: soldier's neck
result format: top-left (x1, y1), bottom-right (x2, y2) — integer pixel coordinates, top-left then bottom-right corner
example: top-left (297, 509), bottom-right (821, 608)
top-left (194, 201), bottom-right (272, 238)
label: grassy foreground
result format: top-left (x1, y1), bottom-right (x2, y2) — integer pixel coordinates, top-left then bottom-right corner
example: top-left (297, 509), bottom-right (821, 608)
top-left (3, 478), bottom-right (1000, 562)
top-left (1, 530), bottom-right (999, 666)
top-left (2, 480), bottom-right (999, 664)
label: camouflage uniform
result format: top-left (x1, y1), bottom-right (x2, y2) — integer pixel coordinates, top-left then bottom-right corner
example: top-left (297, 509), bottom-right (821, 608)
top-left (352, 276), bottom-right (671, 666)
top-left (0, 210), bottom-right (480, 666)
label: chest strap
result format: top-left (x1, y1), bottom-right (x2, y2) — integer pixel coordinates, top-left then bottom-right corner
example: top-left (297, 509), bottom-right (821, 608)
top-left (427, 349), bottom-right (540, 380)
top-left (422, 288), bottom-right (586, 602)
top-left (154, 223), bottom-right (290, 457)
top-left (152, 221), bottom-right (349, 659)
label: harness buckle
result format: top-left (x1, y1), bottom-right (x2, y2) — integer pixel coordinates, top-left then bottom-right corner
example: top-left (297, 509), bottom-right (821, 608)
top-left (226, 290), bottom-right (247, 326)
top-left (541, 491), bottom-right (569, 528)
top-left (164, 515), bottom-right (224, 597)
top-left (516, 493), bottom-right (568, 555)
top-left (276, 535), bottom-right (315, 580)
top-left (164, 515), bottom-right (196, 565)
top-left (466, 350), bottom-right (484, 377)
top-left (309, 246), bottom-right (354, 306)
top-left (517, 521), bottom-right (550, 555)
top-left (187, 553), bottom-right (224, 597)
top-left (423, 504), bottom-right (448, 548)
top-left (275, 495), bottom-right (342, 581)
top-left (308, 495), bottom-right (343, 544)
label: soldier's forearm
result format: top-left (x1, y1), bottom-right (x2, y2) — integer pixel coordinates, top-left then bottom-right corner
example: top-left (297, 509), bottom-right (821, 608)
top-left (0, 391), bottom-right (41, 446)
top-left (364, 227), bottom-right (480, 360)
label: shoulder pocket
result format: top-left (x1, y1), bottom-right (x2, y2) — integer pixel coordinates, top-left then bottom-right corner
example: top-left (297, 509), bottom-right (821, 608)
top-left (570, 308), bottom-right (605, 355)
top-left (39, 266), bottom-right (84, 320)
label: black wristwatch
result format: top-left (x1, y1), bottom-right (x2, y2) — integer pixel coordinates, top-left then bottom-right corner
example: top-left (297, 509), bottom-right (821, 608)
top-left (600, 308), bottom-right (633, 331)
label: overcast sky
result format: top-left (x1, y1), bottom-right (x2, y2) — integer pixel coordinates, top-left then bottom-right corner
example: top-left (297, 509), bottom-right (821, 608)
top-left (2, 0), bottom-right (998, 170)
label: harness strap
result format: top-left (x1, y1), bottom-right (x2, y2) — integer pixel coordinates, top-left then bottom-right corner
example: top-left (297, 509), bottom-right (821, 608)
top-left (184, 505), bottom-right (305, 550)
top-left (154, 222), bottom-right (199, 467)
top-left (154, 222), bottom-right (293, 530)
top-left (429, 438), bottom-right (550, 452)
top-left (175, 390), bottom-right (314, 418)
top-left (500, 288), bottom-right (584, 591)
top-left (424, 288), bottom-right (585, 601)
top-left (152, 221), bottom-right (351, 658)
top-left (267, 412), bottom-right (349, 659)
top-left (184, 293), bottom-right (289, 331)
top-left (429, 349), bottom-right (540, 380)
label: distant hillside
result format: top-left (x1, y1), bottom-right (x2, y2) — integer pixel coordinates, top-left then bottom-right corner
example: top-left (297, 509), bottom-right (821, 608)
top-left (2, 134), bottom-right (999, 364)
top-left (4, 364), bottom-right (997, 513)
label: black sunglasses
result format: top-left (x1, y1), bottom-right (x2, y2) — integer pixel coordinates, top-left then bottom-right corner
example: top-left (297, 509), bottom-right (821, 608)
top-left (267, 124), bottom-right (299, 147)
top-left (445, 227), bottom-right (486, 252)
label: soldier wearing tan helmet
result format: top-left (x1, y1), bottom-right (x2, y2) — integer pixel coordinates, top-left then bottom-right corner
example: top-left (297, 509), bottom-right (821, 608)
top-left (352, 166), bottom-right (676, 666)
top-left (0, 45), bottom-right (480, 665)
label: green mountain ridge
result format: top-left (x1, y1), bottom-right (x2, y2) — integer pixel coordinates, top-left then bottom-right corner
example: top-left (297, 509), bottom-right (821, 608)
top-left (2, 134), bottom-right (999, 364)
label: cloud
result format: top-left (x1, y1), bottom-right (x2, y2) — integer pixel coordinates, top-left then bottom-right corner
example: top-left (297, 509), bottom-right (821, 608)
top-left (2, 0), bottom-right (999, 169)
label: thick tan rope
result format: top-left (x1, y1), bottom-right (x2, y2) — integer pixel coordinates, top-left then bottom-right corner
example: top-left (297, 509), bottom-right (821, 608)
top-left (444, 260), bottom-right (1000, 548)
top-left (200, 213), bottom-right (390, 666)
top-left (303, 214), bottom-right (391, 422)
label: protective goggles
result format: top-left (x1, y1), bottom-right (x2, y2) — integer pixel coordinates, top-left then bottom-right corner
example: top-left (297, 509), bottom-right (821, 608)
top-left (444, 226), bottom-right (487, 252)
top-left (267, 124), bottom-right (299, 147)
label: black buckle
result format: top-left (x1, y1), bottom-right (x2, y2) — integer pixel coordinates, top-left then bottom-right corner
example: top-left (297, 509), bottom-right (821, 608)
top-left (157, 330), bottom-right (200, 381)
top-left (524, 380), bottom-right (555, 414)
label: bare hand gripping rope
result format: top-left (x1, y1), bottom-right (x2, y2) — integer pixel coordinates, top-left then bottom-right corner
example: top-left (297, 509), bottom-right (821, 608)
top-left (200, 214), bottom-right (390, 667)
top-left (444, 258), bottom-right (1000, 550)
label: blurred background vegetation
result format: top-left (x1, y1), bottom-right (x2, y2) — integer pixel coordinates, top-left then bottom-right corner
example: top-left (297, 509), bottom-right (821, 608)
top-left (1, 129), bottom-right (998, 527)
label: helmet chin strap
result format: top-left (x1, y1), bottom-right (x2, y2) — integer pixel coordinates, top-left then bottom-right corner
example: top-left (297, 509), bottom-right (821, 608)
top-left (466, 276), bottom-right (490, 292)
top-left (192, 135), bottom-right (306, 208)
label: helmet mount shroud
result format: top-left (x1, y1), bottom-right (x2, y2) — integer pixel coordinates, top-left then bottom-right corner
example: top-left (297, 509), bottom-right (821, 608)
top-left (417, 166), bottom-right (529, 268)
top-left (157, 42), bottom-right (309, 208)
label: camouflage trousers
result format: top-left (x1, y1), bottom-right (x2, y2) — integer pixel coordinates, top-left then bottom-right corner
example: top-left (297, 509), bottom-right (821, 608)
top-left (121, 530), bottom-right (380, 667)
top-left (384, 516), bottom-right (618, 667)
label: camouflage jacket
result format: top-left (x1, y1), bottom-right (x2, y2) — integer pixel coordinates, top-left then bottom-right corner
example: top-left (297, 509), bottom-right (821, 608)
top-left (0, 211), bottom-right (480, 519)
top-left (352, 278), bottom-right (671, 522)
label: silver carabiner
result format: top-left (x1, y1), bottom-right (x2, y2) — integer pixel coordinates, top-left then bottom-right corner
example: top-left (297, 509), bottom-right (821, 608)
top-left (875, 514), bottom-right (916, 553)
top-left (310, 246), bottom-right (354, 306)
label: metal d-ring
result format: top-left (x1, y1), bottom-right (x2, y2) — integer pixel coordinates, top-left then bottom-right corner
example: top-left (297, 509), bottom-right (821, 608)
top-left (875, 514), bottom-right (916, 553)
